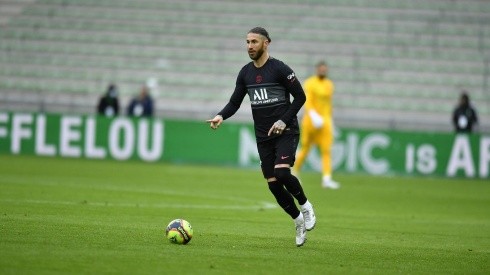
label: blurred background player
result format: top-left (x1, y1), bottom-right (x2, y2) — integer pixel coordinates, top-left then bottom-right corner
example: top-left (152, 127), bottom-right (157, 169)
top-left (452, 91), bottom-right (478, 133)
top-left (127, 85), bottom-right (154, 117)
top-left (97, 83), bottom-right (120, 117)
top-left (293, 61), bottom-right (340, 189)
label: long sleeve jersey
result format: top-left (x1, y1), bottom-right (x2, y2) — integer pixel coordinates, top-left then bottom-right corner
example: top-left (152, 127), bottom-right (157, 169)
top-left (218, 57), bottom-right (306, 142)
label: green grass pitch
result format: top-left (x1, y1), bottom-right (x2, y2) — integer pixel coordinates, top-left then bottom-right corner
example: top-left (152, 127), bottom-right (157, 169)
top-left (1, 155), bottom-right (489, 274)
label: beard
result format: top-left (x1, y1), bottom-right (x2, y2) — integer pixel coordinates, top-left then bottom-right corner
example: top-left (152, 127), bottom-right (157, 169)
top-left (248, 47), bottom-right (265, 61)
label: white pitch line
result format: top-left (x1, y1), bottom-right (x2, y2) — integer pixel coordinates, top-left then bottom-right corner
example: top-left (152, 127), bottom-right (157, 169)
top-left (0, 199), bottom-right (278, 211)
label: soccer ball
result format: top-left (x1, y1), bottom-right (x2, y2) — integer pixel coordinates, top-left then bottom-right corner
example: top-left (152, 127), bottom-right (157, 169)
top-left (165, 219), bottom-right (193, 244)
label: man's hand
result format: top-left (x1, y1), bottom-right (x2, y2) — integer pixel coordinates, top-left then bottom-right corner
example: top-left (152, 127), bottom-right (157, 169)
top-left (206, 115), bottom-right (223, 130)
top-left (268, 120), bottom-right (286, 136)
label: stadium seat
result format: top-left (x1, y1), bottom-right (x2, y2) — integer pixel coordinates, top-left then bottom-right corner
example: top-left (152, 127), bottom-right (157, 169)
top-left (0, 0), bottom-right (488, 132)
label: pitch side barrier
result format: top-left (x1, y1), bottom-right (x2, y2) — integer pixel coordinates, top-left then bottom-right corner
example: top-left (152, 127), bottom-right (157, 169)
top-left (0, 112), bottom-right (489, 179)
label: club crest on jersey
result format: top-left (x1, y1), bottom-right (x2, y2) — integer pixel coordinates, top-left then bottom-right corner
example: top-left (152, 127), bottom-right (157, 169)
top-left (256, 75), bottom-right (263, 83)
top-left (253, 88), bottom-right (268, 100)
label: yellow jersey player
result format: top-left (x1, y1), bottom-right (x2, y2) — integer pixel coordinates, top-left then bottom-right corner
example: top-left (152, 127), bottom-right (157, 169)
top-left (293, 61), bottom-right (340, 189)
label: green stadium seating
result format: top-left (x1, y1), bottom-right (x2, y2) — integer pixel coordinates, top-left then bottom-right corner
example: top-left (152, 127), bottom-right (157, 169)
top-left (0, 0), bottom-right (488, 131)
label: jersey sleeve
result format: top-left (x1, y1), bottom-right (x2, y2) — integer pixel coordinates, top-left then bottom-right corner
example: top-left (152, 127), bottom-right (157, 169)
top-left (217, 68), bottom-right (247, 120)
top-left (303, 77), bottom-right (315, 112)
top-left (277, 63), bottom-right (306, 124)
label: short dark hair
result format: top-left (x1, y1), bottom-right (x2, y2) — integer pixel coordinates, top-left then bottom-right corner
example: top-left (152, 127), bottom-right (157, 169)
top-left (248, 27), bottom-right (271, 42)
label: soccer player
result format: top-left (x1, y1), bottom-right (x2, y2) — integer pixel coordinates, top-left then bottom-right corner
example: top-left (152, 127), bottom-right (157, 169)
top-left (207, 27), bottom-right (316, 247)
top-left (293, 61), bottom-right (340, 189)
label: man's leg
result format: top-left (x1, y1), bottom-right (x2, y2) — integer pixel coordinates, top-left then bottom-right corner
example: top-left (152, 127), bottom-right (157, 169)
top-left (266, 177), bottom-right (306, 247)
top-left (275, 165), bottom-right (316, 231)
top-left (293, 126), bottom-right (314, 175)
top-left (275, 166), bottom-right (306, 205)
top-left (267, 177), bottom-right (300, 219)
top-left (319, 124), bottom-right (340, 189)
top-left (274, 134), bottom-right (316, 231)
top-left (258, 140), bottom-right (306, 246)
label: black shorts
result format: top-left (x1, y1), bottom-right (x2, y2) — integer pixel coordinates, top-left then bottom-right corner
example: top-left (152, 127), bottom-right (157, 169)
top-left (257, 133), bottom-right (299, 179)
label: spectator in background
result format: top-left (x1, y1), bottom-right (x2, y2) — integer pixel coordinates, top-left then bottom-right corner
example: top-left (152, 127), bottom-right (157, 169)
top-left (127, 85), bottom-right (154, 117)
top-left (293, 61), bottom-right (340, 189)
top-left (97, 83), bottom-right (120, 117)
top-left (452, 92), bottom-right (478, 133)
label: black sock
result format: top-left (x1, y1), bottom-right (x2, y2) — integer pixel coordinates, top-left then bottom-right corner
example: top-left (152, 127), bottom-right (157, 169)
top-left (268, 181), bottom-right (300, 219)
top-left (275, 168), bottom-right (307, 205)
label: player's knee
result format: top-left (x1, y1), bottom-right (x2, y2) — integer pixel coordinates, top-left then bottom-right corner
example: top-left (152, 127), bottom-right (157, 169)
top-left (274, 167), bottom-right (292, 182)
top-left (268, 181), bottom-right (282, 193)
top-left (266, 177), bottom-right (277, 183)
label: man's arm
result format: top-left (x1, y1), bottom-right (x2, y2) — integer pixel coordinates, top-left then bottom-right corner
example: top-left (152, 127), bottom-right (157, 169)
top-left (268, 67), bottom-right (306, 136)
top-left (303, 79), bottom-right (324, 129)
top-left (217, 85), bottom-right (246, 120)
top-left (472, 107), bottom-right (479, 133)
top-left (207, 82), bottom-right (247, 130)
top-left (472, 107), bottom-right (478, 124)
top-left (452, 109), bottom-right (458, 128)
top-left (279, 67), bottom-right (306, 124)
